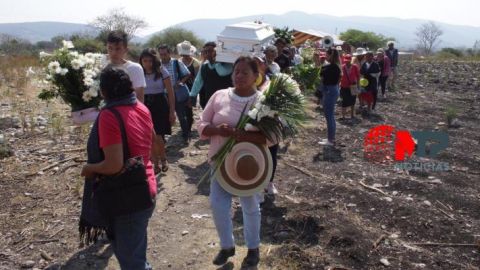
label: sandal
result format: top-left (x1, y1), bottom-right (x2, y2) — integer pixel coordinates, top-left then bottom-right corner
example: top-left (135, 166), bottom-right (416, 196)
top-left (160, 158), bottom-right (169, 172)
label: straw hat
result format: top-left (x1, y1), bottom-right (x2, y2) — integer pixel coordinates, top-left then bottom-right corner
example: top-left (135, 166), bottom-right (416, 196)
top-left (353, 47), bottom-right (367, 56)
top-left (216, 142), bottom-right (273, 196)
top-left (177, 40), bottom-right (197, 56)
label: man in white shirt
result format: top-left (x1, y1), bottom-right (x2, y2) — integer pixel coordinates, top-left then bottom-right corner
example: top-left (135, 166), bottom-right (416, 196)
top-left (106, 30), bottom-right (146, 103)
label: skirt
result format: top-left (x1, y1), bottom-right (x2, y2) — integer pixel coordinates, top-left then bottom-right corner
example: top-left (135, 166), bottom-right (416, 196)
top-left (144, 93), bottom-right (171, 136)
top-left (359, 91), bottom-right (374, 104)
top-left (340, 87), bottom-right (356, 107)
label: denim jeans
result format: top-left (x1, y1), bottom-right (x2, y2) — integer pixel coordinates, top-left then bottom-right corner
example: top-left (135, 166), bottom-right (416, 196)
top-left (322, 85), bottom-right (339, 142)
top-left (110, 205), bottom-right (154, 270)
top-left (175, 100), bottom-right (190, 139)
top-left (210, 178), bottom-right (261, 249)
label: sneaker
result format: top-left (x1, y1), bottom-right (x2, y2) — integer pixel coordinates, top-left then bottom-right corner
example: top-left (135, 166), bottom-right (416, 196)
top-left (241, 248), bottom-right (260, 269)
top-left (318, 140), bottom-right (335, 146)
top-left (212, 248), bottom-right (235, 265)
top-left (267, 182), bottom-right (278, 195)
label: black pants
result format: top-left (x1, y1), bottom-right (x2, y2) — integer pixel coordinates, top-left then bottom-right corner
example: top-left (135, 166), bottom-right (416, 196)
top-left (268, 144), bottom-right (279, 182)
top-left (372, 89), bottom-right (378, 110)
top-left (379, 76), bottom-right (389, 95)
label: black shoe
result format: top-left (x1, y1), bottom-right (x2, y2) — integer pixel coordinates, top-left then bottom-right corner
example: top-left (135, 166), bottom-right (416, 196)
top-left (212, 247), bottom-right (235, 265)
top-left (241, 248), bottom-right (260, 268)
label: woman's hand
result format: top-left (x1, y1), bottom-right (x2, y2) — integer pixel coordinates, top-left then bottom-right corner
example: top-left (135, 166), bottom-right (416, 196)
top-left (81, 164), bottom-right (96, 180)
top-left (216, 123), bottom-right (235, 137)
top-left (233, 129), bottom-right (267, 144)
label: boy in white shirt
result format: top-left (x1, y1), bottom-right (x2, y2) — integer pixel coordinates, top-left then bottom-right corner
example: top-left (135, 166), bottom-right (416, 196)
top-left (106, 30), bottom-right (146, 103)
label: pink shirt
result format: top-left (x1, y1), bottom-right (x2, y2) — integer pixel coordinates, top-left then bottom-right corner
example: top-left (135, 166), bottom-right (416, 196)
top-left (197, 88), bottom-right (259, 161)
top-left (99, 103), bottom-right (156, 198)
top-left (340, 64), bottom-right (360, 88)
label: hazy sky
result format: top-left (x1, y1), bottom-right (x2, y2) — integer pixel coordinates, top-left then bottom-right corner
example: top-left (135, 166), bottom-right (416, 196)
top-left (1, 0), bottom-right (479, 36)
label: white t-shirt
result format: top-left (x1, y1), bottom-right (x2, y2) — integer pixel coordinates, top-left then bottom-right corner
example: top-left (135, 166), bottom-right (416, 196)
top-left (120, 60), bottom-right (146, 89)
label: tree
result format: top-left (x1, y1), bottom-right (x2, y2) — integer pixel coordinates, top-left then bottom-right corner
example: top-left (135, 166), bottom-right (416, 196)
top-left (0, 34), bottom-right (35, 56)
top-left (145, 27), bottom-right (204, 53)
top-left (90, 8), bottom-right (147, 40)
top-left (339, 29), bottom-right (393, 50)
top-left (415, 21), bottom-right (443, 55)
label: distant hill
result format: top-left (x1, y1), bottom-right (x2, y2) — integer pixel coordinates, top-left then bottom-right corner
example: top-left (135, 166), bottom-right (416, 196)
top-left (0, 22), bottom-right (98, 43)
top-left (2, 12), bottom-right (480, 49)
top-left (150, 11), bottom-right (480, 49)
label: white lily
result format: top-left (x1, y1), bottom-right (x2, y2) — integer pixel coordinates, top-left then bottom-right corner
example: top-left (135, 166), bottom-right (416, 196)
top-left (62, 40), bottom-right (74, 49)
top-left (248, 108), bottom-right (258, 120)
top-left (59, 68), bottom-right (68, 75)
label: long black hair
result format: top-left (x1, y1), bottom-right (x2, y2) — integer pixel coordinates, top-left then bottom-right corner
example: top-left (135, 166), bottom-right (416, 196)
top-left (139, 48), bottom-right (164, 81)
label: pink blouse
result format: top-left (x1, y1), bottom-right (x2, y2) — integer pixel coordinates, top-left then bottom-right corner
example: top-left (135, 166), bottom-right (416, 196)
top-left (197, 88), bottom-right (259, 161)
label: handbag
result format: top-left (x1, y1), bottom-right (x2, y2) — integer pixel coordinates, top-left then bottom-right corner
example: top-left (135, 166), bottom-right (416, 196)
top-left (173, 60), bottom-right (190, 103)
top-left (94, 107), bottom-right (154, 218)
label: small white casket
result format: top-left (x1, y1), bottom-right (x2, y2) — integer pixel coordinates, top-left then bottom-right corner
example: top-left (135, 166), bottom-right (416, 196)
top-left (216, 22), bottom-right (275, 63)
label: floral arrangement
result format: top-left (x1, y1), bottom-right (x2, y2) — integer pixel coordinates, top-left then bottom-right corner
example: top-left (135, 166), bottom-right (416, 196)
top-left (38, 40), bottom-right (105, 111)
top-left (201, 73), bottom-right (306, 183)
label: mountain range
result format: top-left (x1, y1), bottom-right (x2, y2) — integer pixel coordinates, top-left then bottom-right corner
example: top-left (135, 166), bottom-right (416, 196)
top-left (1, 11), bottom-right (479, 49)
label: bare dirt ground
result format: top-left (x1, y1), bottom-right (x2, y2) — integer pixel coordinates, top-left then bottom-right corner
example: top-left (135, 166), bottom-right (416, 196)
top-left (1, 59), bottom-right (480, 270)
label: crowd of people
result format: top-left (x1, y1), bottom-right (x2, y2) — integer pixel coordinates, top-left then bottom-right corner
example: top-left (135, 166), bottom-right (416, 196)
top-left (79, 29), bottom-right (399, 269)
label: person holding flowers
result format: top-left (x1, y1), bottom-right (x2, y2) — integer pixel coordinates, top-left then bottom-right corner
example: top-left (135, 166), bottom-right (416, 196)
top-left (198, 57), bottom-right (266, 268)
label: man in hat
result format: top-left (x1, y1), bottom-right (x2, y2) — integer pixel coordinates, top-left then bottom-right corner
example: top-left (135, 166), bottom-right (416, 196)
top-left (189, 41), bottom-right (233, 109)
top-left (385, 41), bottom-right (398, 90)
top-left (274, 38), bottom-right (292, 72)
top-left (178, 40), bottom-right (201, 133)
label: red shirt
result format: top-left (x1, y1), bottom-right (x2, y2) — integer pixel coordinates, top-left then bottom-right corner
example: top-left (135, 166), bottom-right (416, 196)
top-left (99, 103), bottom-right (156, 198)
top-left (340, 64), bottom-right (360, 88)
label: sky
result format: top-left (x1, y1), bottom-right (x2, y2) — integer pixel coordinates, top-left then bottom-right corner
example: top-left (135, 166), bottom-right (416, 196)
top-left (1, 0), bottom-right (479, 36)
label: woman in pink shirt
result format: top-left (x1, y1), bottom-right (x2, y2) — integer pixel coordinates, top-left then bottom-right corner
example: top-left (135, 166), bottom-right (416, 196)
top-left (340, 54), bottom-right (360, 119)
top-left (198, 56), bottom-right (266, 268)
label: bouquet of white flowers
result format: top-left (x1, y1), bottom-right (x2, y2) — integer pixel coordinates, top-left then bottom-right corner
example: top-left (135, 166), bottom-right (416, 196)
top-left (200, 73), bottom-right (306, 184)
top-left (38, 40), bottom-right (105, 112)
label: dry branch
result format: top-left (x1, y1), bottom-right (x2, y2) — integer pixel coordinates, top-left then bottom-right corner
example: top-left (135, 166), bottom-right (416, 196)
top-left (359, 181), bottom-right (388, 196)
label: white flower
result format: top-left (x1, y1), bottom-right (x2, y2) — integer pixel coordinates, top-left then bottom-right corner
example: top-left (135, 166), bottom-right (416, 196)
top-left (39, 51), bottom-right (51, 58)
top-left (248, 108), bottom-right (258, 120)
top-left (26, 66), bottom-right (35, 77)
top-left (46, 74), bottom-right (52, 80)
top-left (244, 123), bottom-right (259, 132)
top-left (85, 52), bottom-right (94, 59)
top-left (69, 51), bottom-right (79, 58)
top-left (71, 59), bottom-right (81, 70)
top-left (82, 91), bottom-right (92, 102)
top-left (83, 77), bottom-right (94, 86)
top-left (88, 88), bottom-right (98, 97)
top-left (62, 40), bottom-right (74, 49)
top-left (258, 94), bottom-right (266, 103)
top-left (59, 68), bottom-right (68, 75)
top-left (83, 69), bottom-right (96, 78)
top-left (48, 61), bottom-right (60, 72)
top-left (55, 67), bottom-right (62, 74)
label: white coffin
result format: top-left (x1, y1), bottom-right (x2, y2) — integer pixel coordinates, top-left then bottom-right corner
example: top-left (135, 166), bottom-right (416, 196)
top-left (216, 22), bottom-right (275, 63)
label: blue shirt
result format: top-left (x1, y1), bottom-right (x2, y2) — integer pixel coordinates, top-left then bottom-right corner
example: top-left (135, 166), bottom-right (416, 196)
top-left (163, 59), bottom-right (190, 85)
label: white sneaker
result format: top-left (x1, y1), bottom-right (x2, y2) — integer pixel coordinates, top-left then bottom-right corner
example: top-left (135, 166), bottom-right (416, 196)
top-left (267, 182), bottom-right (278, 195)
top-left (318, 140), bottom-right (334, 146)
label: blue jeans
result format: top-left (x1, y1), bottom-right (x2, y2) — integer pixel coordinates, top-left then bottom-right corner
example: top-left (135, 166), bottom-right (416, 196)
top-left (175, 100), bottom-right (190, 139)
top-left (210, 179), bottom-right (261, 249)
top-left (322, 85), bottom-right (339, 142)
top-left (110, 206), bottom-right (154, 270)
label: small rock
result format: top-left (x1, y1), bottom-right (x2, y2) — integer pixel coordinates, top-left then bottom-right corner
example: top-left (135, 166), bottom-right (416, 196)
top-left (181, 230), bottom-right (189, 236)
top-left (428, 179), bottom-right (442, 184)
top-left (392, 191), bottom-right (399, 196)
top-left (413, 263), bottom-right (426, 268)
top-left (347, 203), bottom-right (357, 207)
top-left (384, 197), bottom-right (393, 202)
top-left (389, 233), bottom-right (399, 239)
top-left (423, 200), bottom-right (432, 207)
top-left (381, 225), bottom-right (387, 230)
top-left (275, 231), bottom-right (290, 240)
top-left (380, 258), bottom-right (391, 266)
top-left (21, 260), bottom-right (35, 268)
